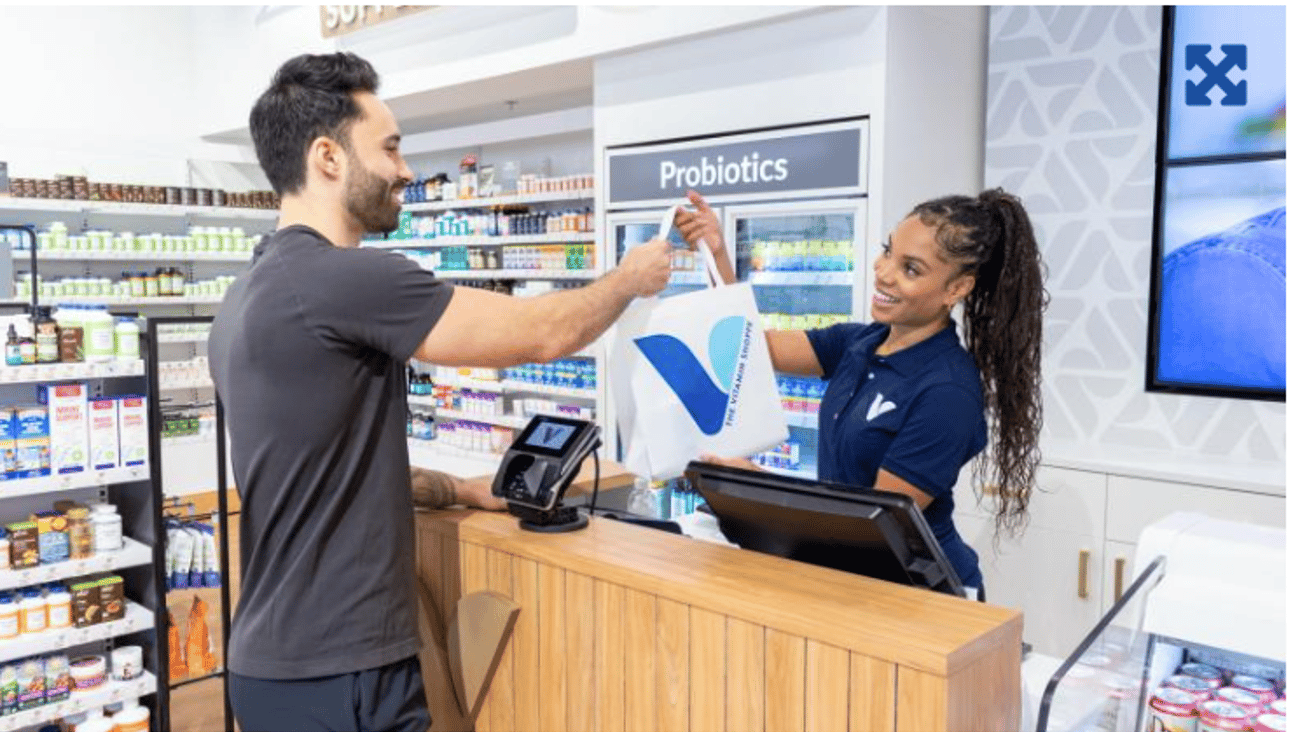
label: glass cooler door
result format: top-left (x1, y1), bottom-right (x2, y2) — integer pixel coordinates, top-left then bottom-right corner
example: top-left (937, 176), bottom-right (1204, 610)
top-left (724, 199), bottom-right (867, 480)
top-left (608, 207), bottom-right (731, 298)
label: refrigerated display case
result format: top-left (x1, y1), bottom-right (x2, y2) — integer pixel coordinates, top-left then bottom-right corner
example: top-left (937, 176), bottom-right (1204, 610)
top-left (605, 119), bottom-right (869, 490)
top-left (724, 199), bottom-right (866, 480)
top-left (1031, 512), bottom-right (1286, 732)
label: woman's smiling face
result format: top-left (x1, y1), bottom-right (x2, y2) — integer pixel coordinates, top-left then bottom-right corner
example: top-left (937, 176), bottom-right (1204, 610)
top-left (870, 215), bottom-right (974, 331)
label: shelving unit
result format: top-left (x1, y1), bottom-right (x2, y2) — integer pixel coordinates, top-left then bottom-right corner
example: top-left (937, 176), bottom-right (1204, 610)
top-left (0, 601), bottom-right (155, 663)
top-left (399, 181), bottom-right (607, 475)
top-left (0, 285), bottom-right (168, 728)
top-left (785, 410), bottom-right (819, 430)
top-left (0, 672), bottom-right (159, 732)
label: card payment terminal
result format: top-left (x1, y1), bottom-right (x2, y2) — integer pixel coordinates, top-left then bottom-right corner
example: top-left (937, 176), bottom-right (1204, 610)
top-left (491, 415), bottom-right (602, 532)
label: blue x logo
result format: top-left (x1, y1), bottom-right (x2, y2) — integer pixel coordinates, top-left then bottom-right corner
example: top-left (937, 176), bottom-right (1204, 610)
top-left (1185, 44), bottom-right (1247, 106)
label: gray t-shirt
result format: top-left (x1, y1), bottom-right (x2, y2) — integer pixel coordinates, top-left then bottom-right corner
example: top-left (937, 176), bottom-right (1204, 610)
top-left (209, 225), bottom-right (452, 679)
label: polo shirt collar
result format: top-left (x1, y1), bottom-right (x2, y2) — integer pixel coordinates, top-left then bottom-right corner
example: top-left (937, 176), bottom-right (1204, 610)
top-left (873, 320), bottom-right (962, 376)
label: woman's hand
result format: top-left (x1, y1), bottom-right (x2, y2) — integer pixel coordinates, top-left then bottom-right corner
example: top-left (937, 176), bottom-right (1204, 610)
top-left (699, 452), bottom-right (761, 472)
top-left (674, 190), bottom-right (724, 255)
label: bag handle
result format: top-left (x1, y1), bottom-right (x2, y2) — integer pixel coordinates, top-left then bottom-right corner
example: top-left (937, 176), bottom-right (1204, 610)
top-left (658, 203), bottom-right (724, 289)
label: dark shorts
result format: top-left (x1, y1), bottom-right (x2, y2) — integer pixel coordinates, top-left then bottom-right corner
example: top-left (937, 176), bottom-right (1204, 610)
top-left (229, 655), bottom-right (430, 732)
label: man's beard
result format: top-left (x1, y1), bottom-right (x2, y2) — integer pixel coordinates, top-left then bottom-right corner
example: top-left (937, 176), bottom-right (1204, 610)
top-left (345, 155), bottom-right (402, 234)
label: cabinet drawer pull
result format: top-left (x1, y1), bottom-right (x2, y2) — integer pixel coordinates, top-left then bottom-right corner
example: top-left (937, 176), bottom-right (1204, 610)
top-left (1078, 550), bottom-right (1090, 599)
top-left (1114, 557), bottom-right (1126, 603)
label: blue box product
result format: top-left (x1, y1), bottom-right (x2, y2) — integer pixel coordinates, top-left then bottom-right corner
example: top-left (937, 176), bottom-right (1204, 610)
top-left (13, 405), bottom-right (51, 480)
top-left (0, 407), bottom-right (16, 481)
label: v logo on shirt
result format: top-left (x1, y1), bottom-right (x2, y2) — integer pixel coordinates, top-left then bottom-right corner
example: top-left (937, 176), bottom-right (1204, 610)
top-left (866, 393), bottom-right (897, 422)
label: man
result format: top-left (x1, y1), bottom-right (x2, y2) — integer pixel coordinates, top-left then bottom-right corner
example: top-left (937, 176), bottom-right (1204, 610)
top-left (208, 52), bottom-right (671, 732)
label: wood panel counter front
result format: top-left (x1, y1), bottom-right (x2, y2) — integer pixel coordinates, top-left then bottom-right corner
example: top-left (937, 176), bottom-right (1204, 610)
top-left (416, 509), bottom-right (1021, 732)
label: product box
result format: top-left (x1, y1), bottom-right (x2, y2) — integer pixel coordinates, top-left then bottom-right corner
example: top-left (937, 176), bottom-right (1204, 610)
top-left (98, 575), bottom-right (125, 622)
top-left (71, 579), bottom-right (102, 627)
top-left (12, 405), bottom-right (50, 479)
top-left (31, 511), bottom-right (70, 564)
top-left (40, 383), bottom-right (88, 475)
top-left (0, 406), bottom-right (16, 481)
top-left (5, 521), bottom-right (38, 568)
top-left (87, 396), bottom-right (120, 471)
top-left (118, 396), bottom-right (147, 467)
top-left (0, 660), bottom-right (17, 715)
top-left (43, 653), bottom-right (70, 704)
top-left (16, 657), bottom-right (44, 711)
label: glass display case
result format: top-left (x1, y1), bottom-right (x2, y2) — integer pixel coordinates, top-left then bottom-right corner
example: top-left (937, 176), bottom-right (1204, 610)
top-left (1035, 513), bottom-right (1286, 732)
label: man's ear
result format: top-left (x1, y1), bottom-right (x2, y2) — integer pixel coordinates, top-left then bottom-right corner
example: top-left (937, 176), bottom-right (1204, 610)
top-left (307, 136), bottom-right (345, 184)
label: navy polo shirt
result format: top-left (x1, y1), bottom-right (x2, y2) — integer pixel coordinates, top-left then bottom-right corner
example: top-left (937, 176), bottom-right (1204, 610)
top-left (806, 321), bottom-right (986, 588)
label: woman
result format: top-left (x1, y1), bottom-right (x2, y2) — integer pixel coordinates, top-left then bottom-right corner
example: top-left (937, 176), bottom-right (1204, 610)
top-left (674, 189), bottom-right (1047, 595)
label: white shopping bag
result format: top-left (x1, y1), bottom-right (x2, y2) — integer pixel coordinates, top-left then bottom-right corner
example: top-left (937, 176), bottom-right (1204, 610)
top-left (612, 205), bottom-right (789, 480)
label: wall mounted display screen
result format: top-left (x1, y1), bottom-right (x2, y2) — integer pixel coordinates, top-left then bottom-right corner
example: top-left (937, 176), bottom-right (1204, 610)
top-left (1147, 5), bottom-right (1286, 400)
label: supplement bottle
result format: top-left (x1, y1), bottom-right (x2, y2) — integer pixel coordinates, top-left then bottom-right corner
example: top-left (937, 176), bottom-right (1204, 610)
top-left (4, 325), bottom-right (19, 366)
top-left (92, 503), bottom-right (123, 552)
top-left (114, 318), bottom-right (141, 361)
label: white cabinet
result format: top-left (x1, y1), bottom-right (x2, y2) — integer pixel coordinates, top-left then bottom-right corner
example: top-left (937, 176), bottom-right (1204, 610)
top-left (1104, 476), bottom-right (1285, 544)
top-left (954, 465), bottom-right (1107, 657)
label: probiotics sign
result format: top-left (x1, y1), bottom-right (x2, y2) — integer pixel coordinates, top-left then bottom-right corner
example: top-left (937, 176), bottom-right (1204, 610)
top-left (606, 121), bottom-right (866, 207)
top-left (319, 6), bottom-right (431, 38)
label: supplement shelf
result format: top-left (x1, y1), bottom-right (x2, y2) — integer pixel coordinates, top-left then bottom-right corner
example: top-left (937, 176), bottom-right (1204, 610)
top-left (158, 378), bottom-right (214, 392)
top-left (0, 196), bottom-right (277, 220)
top-left (157, 331), bottom-right (211, 345)
top-left (159, 435), bottom-right (214, 449)
top-left (747, 271), bottom-right (855, 286)
top-left (0, 360), bottom-right (145, 385)
top-left (434, 409), bottom-right (529, 430)
top-left (0, 671), bottom-right (158, 732)
top-left (432, 268), bottom-right (598, 281)
top-left (433, 377), bottom-right (505, 394)
top-left (5, 296), bottom-right (225, 307)
top-left (0, 537), bottom-right (153, 593)
top-left (407, 439), bottom-right (502, 479)
top-left (33, 251), bottom-right (251, 263)
top-left (403, 188), bottom-right (596, 213)
top-left (369, 232), bottom-right (595, 248)
top-left (0, 601), bottom-right (154, 664)
top-left (0, 465), bottom-right (150, 501)
top-left (499, 381), bottom-right (598, 400)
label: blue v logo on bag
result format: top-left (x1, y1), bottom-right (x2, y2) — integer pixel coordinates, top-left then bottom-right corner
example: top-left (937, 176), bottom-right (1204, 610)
top-left (634, 315), bottom-right (754, 435)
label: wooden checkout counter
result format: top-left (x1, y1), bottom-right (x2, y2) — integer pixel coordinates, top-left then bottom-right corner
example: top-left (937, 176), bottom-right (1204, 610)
top-left (415, 461), bottom-right (1023, 732)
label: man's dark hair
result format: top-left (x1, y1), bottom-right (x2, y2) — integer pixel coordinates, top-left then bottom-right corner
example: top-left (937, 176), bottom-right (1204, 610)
top-left (249, 52), bottom-right (379, 196)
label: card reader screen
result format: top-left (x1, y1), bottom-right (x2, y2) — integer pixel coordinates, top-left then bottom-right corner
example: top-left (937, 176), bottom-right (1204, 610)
top-left (524, 422), bottom-right (576, 451)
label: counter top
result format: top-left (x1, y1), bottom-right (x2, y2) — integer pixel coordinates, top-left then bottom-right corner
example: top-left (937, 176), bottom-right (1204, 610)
top-left (419, 508), bottom-right (1022, 676)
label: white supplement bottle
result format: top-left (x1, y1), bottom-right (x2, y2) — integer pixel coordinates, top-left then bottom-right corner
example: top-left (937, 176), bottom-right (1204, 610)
top-left (20, 589), bottom-right (47, 635)
top-left (92, 503), bottom-right (123, 552)
top-left (46, 584), bottom-right (72, 629)
top-left (115, 317), bottom-right (141, 360)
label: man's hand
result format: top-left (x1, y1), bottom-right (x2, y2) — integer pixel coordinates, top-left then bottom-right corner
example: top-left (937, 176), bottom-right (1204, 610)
top-left (410, 467), bottom-right (507, 511)
top-left (674, 190), bottom-right (724, 255)
top-left (616, 238), bottom-right (673, 297)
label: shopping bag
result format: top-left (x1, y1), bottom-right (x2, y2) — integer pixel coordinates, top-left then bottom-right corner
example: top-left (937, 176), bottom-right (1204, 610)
top-left (612, 205), bottom-right (788, 480)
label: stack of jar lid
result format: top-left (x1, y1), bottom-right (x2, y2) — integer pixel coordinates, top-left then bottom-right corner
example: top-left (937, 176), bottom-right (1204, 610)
top-left (1148, 662), bottom-right (1285, 732)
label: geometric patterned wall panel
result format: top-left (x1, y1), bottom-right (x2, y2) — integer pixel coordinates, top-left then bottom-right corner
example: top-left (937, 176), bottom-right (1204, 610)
top-left (986, 6), bottom-right (1284, 467)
